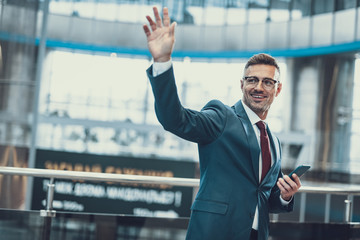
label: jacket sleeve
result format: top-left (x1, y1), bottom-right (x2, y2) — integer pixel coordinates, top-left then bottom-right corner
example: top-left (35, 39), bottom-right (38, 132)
top-left (147, 65), bottom-right (227, 144)
top-left (268, 137), bottom-right (294, 213)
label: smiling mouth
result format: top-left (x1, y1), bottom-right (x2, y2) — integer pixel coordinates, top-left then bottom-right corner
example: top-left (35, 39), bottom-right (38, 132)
top-left (251, 94), bottom-right (267, 101)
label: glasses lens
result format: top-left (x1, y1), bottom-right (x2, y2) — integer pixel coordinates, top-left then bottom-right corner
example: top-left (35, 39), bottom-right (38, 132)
top-left (244, 77), bottom-right (276, 90)
top-left (245, 77), bottom-right (258, 85)
top-left (263, 80), bottom-right (275, 89)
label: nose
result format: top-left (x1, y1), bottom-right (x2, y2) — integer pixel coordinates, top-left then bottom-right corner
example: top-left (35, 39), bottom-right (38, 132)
top-left (254, 80), bottom-right (265, 91)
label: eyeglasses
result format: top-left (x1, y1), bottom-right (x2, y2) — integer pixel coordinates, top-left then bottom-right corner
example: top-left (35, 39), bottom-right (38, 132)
top-left (243, 76), bottom-right (279, 90)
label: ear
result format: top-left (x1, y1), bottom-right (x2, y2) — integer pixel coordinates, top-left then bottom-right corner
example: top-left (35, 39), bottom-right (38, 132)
top-left (275, 82), bottom-right (282, 97)
top-left (240, 79), bottom-right (244, 91)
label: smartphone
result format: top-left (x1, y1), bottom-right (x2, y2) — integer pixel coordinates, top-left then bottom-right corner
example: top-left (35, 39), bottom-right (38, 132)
top-left (288, 165), bottom-right (311, 180)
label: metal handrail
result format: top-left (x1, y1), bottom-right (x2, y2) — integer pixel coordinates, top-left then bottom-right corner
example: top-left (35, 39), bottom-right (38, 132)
top-left (300, 185), bottom-right (360, 195)
top-left (1, 166), bottom-right (360, 195)
top-left (0, 166), bottom-right (199, 187)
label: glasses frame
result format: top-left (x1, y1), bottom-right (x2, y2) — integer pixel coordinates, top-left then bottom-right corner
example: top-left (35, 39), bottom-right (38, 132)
top-left (243, 76), bottom-right (280, 90)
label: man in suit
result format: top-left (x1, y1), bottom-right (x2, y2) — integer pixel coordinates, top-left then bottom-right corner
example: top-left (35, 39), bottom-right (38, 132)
top-left (143, 7), bottom-right (301, 240)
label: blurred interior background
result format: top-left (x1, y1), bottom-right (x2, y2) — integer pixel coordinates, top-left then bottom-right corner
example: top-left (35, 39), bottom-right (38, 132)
top-left (0, 0), bottom-right (360, 239)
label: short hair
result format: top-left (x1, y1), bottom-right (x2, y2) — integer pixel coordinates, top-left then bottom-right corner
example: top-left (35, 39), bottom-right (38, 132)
top-left (244, 53), bottom-right (280, 75)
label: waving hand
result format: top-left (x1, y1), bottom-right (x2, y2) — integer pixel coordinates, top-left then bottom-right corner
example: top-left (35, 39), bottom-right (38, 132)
top-left (143, 7), bottom-right (176, 62)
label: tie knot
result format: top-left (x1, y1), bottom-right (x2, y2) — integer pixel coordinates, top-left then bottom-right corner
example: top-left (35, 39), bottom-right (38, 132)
top-left (256, 121), bottom-right (266, 131)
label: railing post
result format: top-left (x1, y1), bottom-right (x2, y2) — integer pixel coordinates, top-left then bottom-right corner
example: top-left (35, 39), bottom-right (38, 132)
top-left (40, 177), bottom-right (56, 240)
top-left (299, 192), bottom-right (306, 223)
top-left (324, 193), bottom-right (331, 223)
top-left (40, 178), bottom-right (56, 218)
top-left (344, 194), bottom-right (354, 223)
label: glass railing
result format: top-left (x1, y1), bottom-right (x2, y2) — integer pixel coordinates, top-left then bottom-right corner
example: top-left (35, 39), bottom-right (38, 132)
top-left (1, 166), bottom-right (360, 239)
top-left (1, 208), bottom-right (360, 240)
top-left (0, 208), bottom-right (189, 240)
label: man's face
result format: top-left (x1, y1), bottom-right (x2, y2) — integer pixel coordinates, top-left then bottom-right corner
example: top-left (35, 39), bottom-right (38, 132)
top-left (241, 64), bottom-right (282, 120)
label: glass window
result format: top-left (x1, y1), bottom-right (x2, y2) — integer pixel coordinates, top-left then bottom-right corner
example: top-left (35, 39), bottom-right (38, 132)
top-left (335, 0), bottom-right (357, 11)
top-left (202, 0), bottom-right (227, 25)
top-left (172, 59), bottom-right (245, 109)
top-left (291, 0), bottom-right (311, 20)
top-left (224, 0), bottom-right (248, 25)
top-left (226, 7), bottom-right (247, 25)
top-left (39, 50), bottom-right (288, 154)
top-left (313, 0), bottom-right (335, 14)
top-left (41, 51), bottom-right (150, 123)
top-left (94, 1), bottom-right (119, 21)
top-left (49, 0), bottom-right (74, 16)
top-left (72, 0), bottom-right (97, 18)
top-left (202, 7), bottom-right (226, 25)
top-left (270, 0), bottom-right (290, 22)
top-left (186, 0), bottom-right (205, 25)
top-left (350, 58), bottom-right (360, 173)
top-left (248, 0), bottom-right (270, 23)
top-left (267, 61), bottom-right (287, 132)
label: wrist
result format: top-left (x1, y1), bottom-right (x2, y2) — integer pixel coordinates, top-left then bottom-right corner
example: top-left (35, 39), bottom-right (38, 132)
top-left (153, 55), bottom-right (171, 63)
top-left (281, 195), bottom-right (292, 201)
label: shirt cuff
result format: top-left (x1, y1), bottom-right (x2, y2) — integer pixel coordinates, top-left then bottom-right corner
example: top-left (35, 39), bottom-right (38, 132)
top-left (153, 60), bottom-right (172, 77)
top-left (280, 195), bottom-right (293, 205)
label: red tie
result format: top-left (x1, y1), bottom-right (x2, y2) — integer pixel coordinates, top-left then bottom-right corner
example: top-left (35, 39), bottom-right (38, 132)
top-left (256, 121), bottom-right (271, 182)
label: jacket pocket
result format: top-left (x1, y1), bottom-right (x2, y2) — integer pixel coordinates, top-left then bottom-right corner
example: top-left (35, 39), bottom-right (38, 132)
top-left (191, 199), bottom-right (228, 215)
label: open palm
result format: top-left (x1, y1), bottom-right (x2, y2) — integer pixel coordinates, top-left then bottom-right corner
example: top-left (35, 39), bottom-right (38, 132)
top-left (143, 7), bottom-right (176, 62)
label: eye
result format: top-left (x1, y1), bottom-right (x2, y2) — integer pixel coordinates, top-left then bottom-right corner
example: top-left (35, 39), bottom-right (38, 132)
top-left (246, 77), bottom-right (257, 84)
top-left (264, 79), bottom-right (275, 86)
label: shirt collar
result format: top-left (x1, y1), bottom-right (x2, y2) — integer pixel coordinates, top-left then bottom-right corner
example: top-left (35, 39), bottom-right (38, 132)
top-left (241, 101), bottom-right (263, 126)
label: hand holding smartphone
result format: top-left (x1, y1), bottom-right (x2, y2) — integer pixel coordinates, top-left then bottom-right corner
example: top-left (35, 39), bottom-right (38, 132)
top-left (287, 165), bottom-right (311, 180)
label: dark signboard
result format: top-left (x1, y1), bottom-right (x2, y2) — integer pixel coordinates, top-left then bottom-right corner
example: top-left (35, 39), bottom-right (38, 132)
top-left (31, 149), bottom-right (196, 218)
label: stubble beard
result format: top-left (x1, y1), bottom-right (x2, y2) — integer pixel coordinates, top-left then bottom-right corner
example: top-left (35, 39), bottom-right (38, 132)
top-left (243, 94), bottom-right (272, 118)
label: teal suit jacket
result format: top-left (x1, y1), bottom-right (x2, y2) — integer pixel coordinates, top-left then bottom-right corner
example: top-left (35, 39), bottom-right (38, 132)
top-left (147, 66), bottom-right (293, 240)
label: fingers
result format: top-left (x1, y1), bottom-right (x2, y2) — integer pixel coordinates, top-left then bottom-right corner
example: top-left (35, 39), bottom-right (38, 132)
top-left (143, 24), bottom-right (151, 37)
top-left (163, 7), bottom-right (170, 27)
top-left (145, 7), bottom-right (169, 33)
top-left (146, 15), bottom-right (157, 32)
top-left (277, 175), bottom-right (299, 195)
top-left (284, 175), bottom-right (298, 190)
top-left (169, 21), bottom-right (176, 37)
top-left (153, 7), bottom-right (162, 28)
top-left (292, 174), bottom-right (302, 188)
top-left (285, 175), bottom-right (298, 189)
top-left (144, 7), bottom-right (175, 37)
top-left (277, 178), bottom-right (288, 193)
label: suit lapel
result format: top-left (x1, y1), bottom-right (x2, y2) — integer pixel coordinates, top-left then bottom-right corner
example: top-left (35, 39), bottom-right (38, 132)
top-left (267, 126), bottom-right (280, 164)
top-left (233, 101), bottom-right (260, 183)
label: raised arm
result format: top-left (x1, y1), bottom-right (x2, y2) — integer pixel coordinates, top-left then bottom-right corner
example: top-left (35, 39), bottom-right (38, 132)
top-left (144, 7), bottom-right (226, 144)
top-left (143, 7), bottom-right (176, 62)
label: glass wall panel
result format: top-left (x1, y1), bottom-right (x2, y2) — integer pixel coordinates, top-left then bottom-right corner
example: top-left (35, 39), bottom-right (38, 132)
top-left (226, 7), bottom-right (247, 25)
top-left (201, 0), bottom-right (227, 25)
top-left (248, 0), bottom-right (269, 23)
top-left (270, 0), bottom-right (290, 22)
top-left (333, 8), bottom-right (357, 44)
top-left (291, 0), bottom-right (312, 20)
top-left (350, 58), bottom-right (360, 173)
top-left (43, 0), bottom-right (360, 25)
top-left (186, 1), bottom-right (205, 25)
top-left (49, 0), bottom-right (74, 16)
top-left (38, 50), bottom-right (288, 155)
top-left (313, 0), bottom-right (335, 14)
top-left (335, 0), bottom-right (357, 11)
top-left (226, 0), bottom-right (249, 25)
